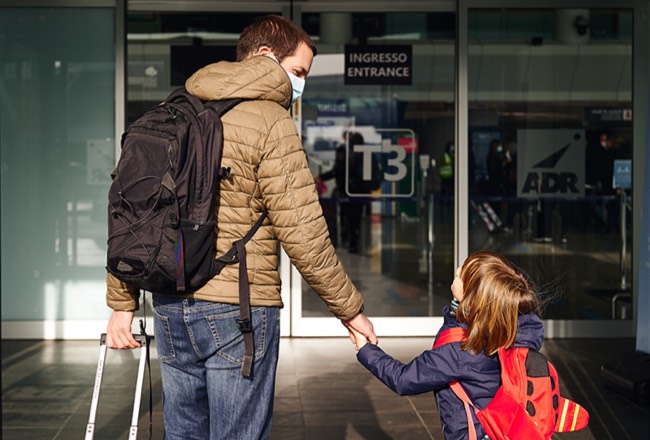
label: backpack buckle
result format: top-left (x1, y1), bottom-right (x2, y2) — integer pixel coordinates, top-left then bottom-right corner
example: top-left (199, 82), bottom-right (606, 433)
top-left (236, 318), bottom-right (252, 334)
top-left (220, 167), bottom-right (232, 178)
top-left (169, 212), bottom-right (179, 227)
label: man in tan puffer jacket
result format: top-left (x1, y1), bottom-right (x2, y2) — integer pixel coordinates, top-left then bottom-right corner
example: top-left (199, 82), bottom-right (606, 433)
top-left (105, 15), bottom-right (376, 439)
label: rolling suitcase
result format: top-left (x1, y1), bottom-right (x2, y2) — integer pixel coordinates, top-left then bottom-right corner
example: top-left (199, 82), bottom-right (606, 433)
top-left (85, 333), bottom-right (149, 440)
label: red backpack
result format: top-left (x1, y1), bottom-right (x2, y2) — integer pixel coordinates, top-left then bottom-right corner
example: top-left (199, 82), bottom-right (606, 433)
top-left (433, 327), bottom-right (589, 440)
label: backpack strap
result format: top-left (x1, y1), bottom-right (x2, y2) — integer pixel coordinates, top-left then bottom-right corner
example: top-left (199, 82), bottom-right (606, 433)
top-left (432, 327), bottom-right (478, 440)
top-left (447, 382), bottom-right (478, 440)
top-left (214, 211), bottom-right (268, 271)
top-left (234, 238), bottom-right (254, 377)
top-left (432, 326), bottom-right (468, 349)
top-left (213, 211), bottom-right (268, 377)
top-left (165, 87), bottom-right (205, 114)
top-left (207, 99), bottom-right (244, 179)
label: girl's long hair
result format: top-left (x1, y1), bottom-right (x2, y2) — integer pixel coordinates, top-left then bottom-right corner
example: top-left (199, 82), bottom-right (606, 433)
top-left (456, 251), bottom-right (540, 356)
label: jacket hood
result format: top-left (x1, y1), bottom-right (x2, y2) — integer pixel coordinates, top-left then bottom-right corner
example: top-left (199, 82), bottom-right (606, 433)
top-left (442, 306), bottom-right (544, 351)
top-left (185, 56), bottom-right (292, 109)
top-left (514, 312), bottom-right (544, 350)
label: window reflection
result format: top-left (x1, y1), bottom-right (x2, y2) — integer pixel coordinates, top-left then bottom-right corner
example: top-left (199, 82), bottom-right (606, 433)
top-left (121, 9), bottom-right (633, 322)
top-left (467, 8), bottom-right (633, 320)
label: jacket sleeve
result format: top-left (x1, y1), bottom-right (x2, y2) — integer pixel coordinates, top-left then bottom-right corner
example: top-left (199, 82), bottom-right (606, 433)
top-left (106, 272), bottom-right (141, 311)
top-left (356, 343), bottom-right (462, 396)
top-left (257, 112), bottom-right (364, 321)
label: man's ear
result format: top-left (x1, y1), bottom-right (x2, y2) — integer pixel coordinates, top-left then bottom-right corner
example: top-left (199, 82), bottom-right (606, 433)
top-left (254, 46), bottom-right (272, 56)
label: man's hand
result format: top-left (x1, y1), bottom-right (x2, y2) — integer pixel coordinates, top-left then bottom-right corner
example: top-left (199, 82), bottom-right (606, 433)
top-left (348, 326), bottom-right (369, 351)
top-left (105, 310), bottom-right (141, 349)
top-left (343, 313), bottom-right (378, 346)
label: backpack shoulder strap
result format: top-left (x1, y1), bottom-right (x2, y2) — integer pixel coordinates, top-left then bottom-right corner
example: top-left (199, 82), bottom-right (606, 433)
top-left (213, 210), bottom-right (269, 270)
top-left (205, 97), bottom-right (244, 115)
top-left (496, 346), bottom-right (529, 401)
top-left (212, 210), bottom-right (269, 378)
top-left (165, 87), bottom-right (205, 114)
top-left (165, 88), bottom-right (244, 117)
top-left (433, 327), bottom-right (476, 440)
top-left (450, 382), bottom-right (478, 440)
top-left (432, 326), bottom-right (468, 349)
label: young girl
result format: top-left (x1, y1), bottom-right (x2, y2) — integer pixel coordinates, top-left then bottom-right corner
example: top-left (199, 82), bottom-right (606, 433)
top-left (350, 251), bottom-right (545, 440)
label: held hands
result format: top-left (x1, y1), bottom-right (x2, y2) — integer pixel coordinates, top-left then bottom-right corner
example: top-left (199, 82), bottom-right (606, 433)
top-left (343, 313), bottom-right (377, 351)
top-left (349, 326), bottom-right (369, 351)
top-left (105, 310), bottom-right (141, 349)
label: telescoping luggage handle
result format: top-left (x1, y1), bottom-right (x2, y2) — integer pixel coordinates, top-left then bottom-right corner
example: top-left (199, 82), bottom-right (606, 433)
top-left (85, 333), bottom-right (148, 440)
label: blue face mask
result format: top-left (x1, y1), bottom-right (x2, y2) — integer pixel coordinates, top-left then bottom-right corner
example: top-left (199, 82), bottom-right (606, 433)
top-left (266, 52), bottom-right (305, 106)
top-left (287, 71), bottom-right (305, 105)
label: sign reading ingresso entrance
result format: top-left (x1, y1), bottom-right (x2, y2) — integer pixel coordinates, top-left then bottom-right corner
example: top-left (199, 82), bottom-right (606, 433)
top-left (344, 45), bottom-right (412, 86)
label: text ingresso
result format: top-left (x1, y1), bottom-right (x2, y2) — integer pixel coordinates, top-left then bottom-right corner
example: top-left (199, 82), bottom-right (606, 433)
top-left (348, 52), bottom-right (409, 63)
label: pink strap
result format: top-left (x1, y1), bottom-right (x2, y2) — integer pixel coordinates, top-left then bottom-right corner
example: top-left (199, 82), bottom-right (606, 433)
top-left (434, 329), bottom-right (478, 440)
top-left (450, 381), bottom-right (477, 440)
top-left (463, 400), bottom-right (477, 440)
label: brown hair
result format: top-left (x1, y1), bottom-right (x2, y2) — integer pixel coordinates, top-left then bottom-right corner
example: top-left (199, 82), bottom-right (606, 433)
top-left (456, 251), bottom-right (540, 356)
top-left (236, 15), bottom-right (317, 62)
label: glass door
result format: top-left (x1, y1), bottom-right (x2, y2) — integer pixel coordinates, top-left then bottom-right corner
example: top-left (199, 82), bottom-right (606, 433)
top-left (460, 0), bottom-right (637, 338)
top-left (292, 9), bottom-right (457, 336)
top-left (1, 4), bottom-right (119, 339)
top-left (292, 1), bottom-right (641, 338)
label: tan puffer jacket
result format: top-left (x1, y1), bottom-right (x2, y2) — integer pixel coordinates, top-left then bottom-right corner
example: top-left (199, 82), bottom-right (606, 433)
top-left (106, 56), bottom-right (364, 321)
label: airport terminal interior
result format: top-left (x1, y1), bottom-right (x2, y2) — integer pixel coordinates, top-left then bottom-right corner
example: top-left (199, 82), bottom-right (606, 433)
top-left (2, 1), bottom-right (650, 439)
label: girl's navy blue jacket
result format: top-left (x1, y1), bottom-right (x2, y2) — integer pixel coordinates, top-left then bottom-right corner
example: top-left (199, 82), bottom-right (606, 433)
top-left (356, 307), bottom-right (544, 440)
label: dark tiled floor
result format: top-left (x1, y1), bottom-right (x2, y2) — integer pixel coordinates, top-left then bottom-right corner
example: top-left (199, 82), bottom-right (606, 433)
top-left (2, 337), bottom-right (649, 439)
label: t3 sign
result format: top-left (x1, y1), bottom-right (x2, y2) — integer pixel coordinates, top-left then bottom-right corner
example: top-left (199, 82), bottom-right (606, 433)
top-left (517, 129), bottom-right (585, 198)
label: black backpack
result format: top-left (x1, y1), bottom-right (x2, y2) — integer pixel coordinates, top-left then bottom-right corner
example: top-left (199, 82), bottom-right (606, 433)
top-left (107, 88), bottom-right (266, 376)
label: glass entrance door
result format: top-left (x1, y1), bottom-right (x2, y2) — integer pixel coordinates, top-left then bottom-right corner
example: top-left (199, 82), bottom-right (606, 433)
top-left (292, 10), bottom-right (457, 336)
top-left (458, 1), bottom-right (637, 338)
top-left (291, 2), bottom-right (639, 338)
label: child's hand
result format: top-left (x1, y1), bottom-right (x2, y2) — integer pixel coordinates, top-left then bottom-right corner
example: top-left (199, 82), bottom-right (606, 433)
top-left (348, 326), bottom-right (369, 351)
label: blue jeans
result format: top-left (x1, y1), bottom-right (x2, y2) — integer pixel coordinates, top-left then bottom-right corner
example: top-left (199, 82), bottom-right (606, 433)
top-left (152, 295), bottom-right (280, 440)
